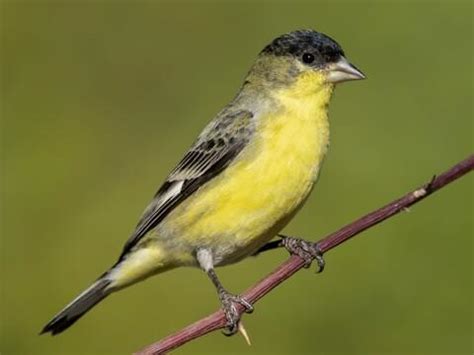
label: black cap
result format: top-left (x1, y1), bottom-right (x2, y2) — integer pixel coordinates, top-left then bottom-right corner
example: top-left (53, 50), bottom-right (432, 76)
top-left (261, 29), bottom-right (345, 68)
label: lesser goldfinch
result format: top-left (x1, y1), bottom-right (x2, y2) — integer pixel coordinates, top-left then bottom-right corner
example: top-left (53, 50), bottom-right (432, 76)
top-left (42, 29), bottom-right (364, 336)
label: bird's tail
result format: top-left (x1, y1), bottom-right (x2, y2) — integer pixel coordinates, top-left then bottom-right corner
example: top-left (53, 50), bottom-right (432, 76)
top-left (41, 276), bottom-right (111, 335)
top-left (41, 245), bottom-right (170, 335)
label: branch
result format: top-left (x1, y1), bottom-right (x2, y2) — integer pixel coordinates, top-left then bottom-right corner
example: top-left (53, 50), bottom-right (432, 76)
top-left (136, 155), bottom-right (474, 355)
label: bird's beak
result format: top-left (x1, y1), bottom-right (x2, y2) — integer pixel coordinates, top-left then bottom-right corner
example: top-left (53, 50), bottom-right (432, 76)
top-left (326, 56), bottom-right (366, 84)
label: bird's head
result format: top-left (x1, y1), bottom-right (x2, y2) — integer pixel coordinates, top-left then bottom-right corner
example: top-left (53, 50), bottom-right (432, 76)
top-left (247, 29), bottom-right (365, 92)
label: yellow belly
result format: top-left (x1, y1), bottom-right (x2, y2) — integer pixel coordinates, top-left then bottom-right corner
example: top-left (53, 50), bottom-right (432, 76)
top-left (159, 81), bottom-right (333, 265)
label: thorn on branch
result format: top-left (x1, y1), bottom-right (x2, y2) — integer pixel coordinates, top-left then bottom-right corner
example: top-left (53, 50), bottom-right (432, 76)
top-left (238, 322), bottom-right (251, 346)
top-left (426, 174), bottom-right (437, 193)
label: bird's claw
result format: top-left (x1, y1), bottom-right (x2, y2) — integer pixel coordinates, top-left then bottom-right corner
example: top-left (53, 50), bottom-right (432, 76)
top-left (281, 236), bottom-right (325, 273)
top-left (219, 290), bottom-right (253, 336)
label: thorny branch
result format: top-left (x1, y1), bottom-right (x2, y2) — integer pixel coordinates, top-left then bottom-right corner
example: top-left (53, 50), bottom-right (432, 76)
top-left (136, 155), bottom-right (474, 355)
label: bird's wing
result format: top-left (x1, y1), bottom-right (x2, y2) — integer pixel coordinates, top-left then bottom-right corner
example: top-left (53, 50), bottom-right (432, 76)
top-left (119, 110), bottom-right (254, 258)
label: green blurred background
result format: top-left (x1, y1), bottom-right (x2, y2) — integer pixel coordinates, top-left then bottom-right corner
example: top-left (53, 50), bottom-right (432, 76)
top-left (1, 1), bottom-right (472, 354)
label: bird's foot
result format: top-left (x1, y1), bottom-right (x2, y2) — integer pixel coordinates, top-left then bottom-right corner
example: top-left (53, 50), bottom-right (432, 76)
top-left (218, 289), bottom-right (253, 336)
top-left (281, 236), bottom-right (325, 273)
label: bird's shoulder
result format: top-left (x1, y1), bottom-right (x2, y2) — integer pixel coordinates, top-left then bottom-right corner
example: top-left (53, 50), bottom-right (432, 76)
top-left (118, 108), bottom-right (255, 259)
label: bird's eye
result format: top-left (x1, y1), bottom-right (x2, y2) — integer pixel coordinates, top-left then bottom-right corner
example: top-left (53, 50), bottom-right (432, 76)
top-left (302, 53), bottom-right (315, 64)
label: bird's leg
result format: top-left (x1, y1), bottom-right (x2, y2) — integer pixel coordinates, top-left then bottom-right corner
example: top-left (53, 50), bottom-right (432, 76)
top-left (196, 249), bottom-right (253, 335)
top-left (281, 235), bottom-right (325, 272)
top-left (254, 235), bottom-right (325, 273)
top-left (252, 239), bottom-right (283, 255)
top-left (207, 268), bottom-right (254, 335)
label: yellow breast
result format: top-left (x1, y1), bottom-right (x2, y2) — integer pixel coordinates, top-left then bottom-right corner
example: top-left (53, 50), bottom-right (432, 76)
top-left (161, 73), bottom-right (334, 263)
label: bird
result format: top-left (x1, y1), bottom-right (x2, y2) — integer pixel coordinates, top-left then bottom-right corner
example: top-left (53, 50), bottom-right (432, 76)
top-left (41, 29), bottom-right (365, 336)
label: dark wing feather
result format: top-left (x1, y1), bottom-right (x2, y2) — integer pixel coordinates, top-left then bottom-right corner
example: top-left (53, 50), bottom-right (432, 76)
top-left (119, 110), bottom-right (254, 259)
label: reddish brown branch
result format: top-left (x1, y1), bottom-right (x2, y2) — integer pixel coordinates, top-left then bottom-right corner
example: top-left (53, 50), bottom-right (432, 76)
top-left (136, 155), bottom-right (474, 355)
